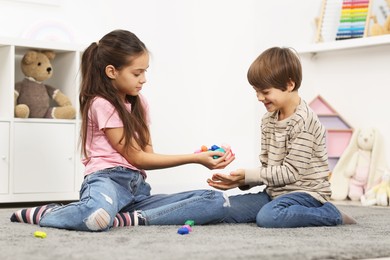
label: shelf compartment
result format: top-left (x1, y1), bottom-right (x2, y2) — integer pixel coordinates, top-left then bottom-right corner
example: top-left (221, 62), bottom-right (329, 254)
top-left (326, 129), bottom-right (353, 157)
top-left (13, 122), bottom-right (77, 194)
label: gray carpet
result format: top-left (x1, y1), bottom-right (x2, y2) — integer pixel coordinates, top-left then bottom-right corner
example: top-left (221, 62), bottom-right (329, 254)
top-left (1, 204), bottom-right (389, 260)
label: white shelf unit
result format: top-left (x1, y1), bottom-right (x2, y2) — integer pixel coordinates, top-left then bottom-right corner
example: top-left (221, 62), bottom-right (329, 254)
top-left (0, 37), bottom-right (85, 203)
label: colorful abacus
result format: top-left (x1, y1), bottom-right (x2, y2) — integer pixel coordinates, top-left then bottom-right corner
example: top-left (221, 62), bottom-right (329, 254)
top-left (336, 0), bottom-right (372, 40)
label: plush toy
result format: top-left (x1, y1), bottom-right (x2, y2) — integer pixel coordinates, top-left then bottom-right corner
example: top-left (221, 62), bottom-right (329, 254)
top-left (14, 50), bottom-right (76, 119)
top-left (344, 128), bottom-right (376, 200)
top-left (330, 128), bottom-right (387, 201)
top-left (361, 168), bottom-right (390, 206)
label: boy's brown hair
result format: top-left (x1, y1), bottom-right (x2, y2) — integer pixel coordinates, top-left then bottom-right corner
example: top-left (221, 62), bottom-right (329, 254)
top-left (247, 47), bottom-right (302, 91)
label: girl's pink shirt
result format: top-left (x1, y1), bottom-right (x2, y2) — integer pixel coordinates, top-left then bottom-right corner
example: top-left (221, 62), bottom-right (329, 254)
top-left (82, 94), bottom-right (150, 177)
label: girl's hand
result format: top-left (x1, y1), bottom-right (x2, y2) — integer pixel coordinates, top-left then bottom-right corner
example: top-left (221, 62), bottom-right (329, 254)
top-left (207, 169), bottom-right (245, 190)
top-left (196, 149), bottom-right (235, 170)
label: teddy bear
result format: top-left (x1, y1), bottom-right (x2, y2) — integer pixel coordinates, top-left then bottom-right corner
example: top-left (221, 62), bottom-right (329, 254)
top-left (330, 128), bottom-right (387, 201)
top-left (361, 168), bottom-right (390, 206)
top-left (14, 50), bottom-right (76, 119)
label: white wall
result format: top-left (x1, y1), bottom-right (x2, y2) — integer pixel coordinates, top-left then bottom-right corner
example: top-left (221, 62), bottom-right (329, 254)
top-left (1, 0), bottom-right (389, 195)
top-left (103, 0), bottom-right (262, 195)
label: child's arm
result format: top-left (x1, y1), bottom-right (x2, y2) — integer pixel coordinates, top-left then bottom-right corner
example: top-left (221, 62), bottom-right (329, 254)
top-left (207, 169), bottom-right (245, 190)
top-left (255, 128), bottom-right (327, 188)
top-left (208, 133), bottom-right (311, 191)
top-left (105, 127), bottom-right (235, 170)
top-left (229, 131), bottom-right (321, 190)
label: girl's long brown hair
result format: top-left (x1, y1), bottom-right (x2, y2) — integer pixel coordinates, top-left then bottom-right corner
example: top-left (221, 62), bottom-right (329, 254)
top-left (79, 29), bottom-right (150, 158)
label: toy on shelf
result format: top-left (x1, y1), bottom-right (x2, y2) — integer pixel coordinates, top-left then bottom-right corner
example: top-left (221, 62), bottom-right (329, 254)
top-left (177, 220), bottom-right (195, 235)
top-left (335, 0), bottom-right (372, 40)
top-left (330, 128), bottom-right (388, 201)
top-left (368, 0), bottom-right (390, 36)
top-left (315, 0), bottom-right (374, 42)
top-left (195, 144), bottom-right (234, 160)
top-left (14, 50), bottom-right (76, 119)
top-left (315, 0), bottom-right (345, 43)
top-left (369, 15), bottom-right (390, 35)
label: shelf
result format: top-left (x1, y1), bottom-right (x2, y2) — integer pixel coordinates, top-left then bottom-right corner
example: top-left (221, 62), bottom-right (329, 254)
top-left (0, 37), bottom-right (83, 203)
top-left (13, 118), bottom-right (77, 124)
top-left (0, 36), bottom-right (85, 53)
top-left (297, 34), bottom-right (390, 55)
top-left (319, 116), bottom-right (351, 129)
top-left (326, 130), bottom-right (353, 157)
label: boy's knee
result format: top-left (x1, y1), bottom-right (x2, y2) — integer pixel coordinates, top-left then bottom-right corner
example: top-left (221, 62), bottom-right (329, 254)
top-left (256, 208), bottom-right (279, 228)
top-left (85, 208), bottom-right (111, 231)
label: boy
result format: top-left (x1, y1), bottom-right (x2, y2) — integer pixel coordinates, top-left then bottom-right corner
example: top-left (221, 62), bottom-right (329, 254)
top-left (208, 47), bottom-right (356, 228)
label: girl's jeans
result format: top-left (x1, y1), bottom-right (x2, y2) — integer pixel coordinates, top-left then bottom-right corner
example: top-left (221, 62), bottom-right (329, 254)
top-left (40, 167), bottom-right (229, 231)
top-left (224, 191), bottom-right (343, 228)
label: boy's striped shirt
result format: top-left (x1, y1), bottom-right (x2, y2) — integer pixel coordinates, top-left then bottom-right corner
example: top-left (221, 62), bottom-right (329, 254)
top-left (244, 99), bottom-right (331, 203)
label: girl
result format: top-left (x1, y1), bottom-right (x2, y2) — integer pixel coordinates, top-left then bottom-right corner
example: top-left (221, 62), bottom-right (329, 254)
top-left (10, 29), bottom-right (234, 232)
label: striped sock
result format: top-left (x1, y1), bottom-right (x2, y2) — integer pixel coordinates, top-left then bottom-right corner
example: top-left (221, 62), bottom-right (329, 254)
top-left (10, 203), bottom-right (59, 225)
top-left (113, 211), bottom-right (145, 227)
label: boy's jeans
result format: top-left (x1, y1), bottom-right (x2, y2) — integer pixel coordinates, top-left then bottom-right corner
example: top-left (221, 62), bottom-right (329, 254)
top-left (40, 167), bottom-right (229, 231)
top-left (225, 192), bottom-right (343, 228)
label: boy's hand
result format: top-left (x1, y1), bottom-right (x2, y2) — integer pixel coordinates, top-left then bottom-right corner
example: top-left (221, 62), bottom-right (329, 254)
top-left (207, 169), bottom-right (245, 190)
